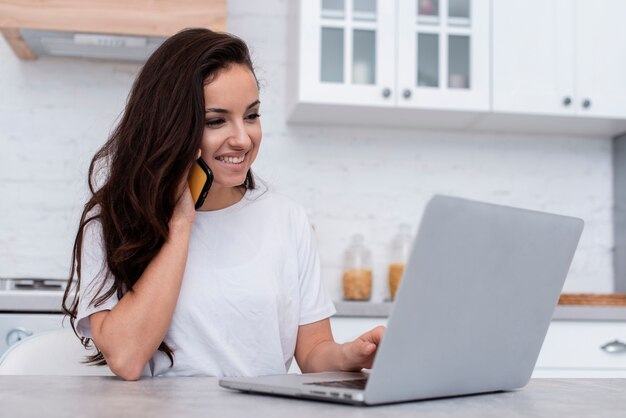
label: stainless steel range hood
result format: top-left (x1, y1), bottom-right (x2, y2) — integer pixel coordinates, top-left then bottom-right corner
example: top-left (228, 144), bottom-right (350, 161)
top-left (18, 29), bottom-right (165, 62)
top-left (0, 0), bottom-right (227, 62)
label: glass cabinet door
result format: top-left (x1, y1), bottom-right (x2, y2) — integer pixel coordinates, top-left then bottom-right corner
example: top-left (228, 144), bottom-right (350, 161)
top-left (297, 0), bottom-right (396, 106)
top-left (397, 0), bottom-right (489, 110)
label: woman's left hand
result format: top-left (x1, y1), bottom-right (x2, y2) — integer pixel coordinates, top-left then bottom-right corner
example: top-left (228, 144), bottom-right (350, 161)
top-left (340, 326), bottom-right (385, 371)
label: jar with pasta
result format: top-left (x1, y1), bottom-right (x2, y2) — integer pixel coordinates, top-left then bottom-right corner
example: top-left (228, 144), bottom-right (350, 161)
top-left (388, 224), bottom-right (412, 301)
top-left (342, 234), bottom-right (373, 301)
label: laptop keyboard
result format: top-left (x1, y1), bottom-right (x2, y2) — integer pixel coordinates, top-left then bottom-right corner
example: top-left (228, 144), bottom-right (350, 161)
top-left (305, 378), bottom-right (368, 390)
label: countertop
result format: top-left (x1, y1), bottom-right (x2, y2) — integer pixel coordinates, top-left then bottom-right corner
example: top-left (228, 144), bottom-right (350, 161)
top-left (2, 291), bottom-right (626, 321)
top-left (334, 301), bottom-right (626, 321)
top-left (0, 376), bottom-right (624, 417)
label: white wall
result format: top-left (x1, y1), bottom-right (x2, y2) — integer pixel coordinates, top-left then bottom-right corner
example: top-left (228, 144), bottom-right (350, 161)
top-left (0, 0), bottom-right (614, 301)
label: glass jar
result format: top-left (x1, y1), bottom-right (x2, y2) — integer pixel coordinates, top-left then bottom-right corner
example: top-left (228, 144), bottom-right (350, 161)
top-left (342, 234), bottom-right (373, 301)
top-left (388, 224), bottom-right (412, 300)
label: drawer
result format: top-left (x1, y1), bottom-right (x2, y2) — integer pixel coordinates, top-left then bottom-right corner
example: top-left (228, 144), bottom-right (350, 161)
top-left (535, 321), bottom-right (626, 371)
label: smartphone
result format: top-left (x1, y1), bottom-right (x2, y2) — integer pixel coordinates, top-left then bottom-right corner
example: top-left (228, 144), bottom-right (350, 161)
top-left (188, 158), bottom-right (213, 210)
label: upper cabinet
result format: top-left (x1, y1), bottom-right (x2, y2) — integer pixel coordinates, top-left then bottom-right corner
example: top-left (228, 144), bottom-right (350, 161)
top-left (296, 0), bottom-right (397, 108)
top-left (492, 0), bottom-right (626, 120)
top-left (289, 0), bottom-right (626, 135)
top-left (288, 0), bottom-right (490, 126)
top-left (397, 0), bottom-right (489, 111)
top-left (574, 0), bottom-right (626, 120)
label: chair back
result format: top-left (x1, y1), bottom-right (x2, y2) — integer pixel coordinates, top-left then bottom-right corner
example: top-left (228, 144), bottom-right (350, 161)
top-left (0, 328), bottom-right (114, 376)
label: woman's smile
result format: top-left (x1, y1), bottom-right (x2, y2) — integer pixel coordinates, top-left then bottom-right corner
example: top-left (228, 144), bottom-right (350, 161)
top-left (214, 151), bottom-right (248, 172)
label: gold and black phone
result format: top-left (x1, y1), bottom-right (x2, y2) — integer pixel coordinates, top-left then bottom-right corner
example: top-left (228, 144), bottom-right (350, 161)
top-left (188, 158), bottom-right (213, 210)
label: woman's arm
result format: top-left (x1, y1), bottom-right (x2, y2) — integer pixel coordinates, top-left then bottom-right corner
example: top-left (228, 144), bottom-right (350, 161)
top-left (294, 319), bottom-right (385, 373)
top-left (89, 184), bottom-right (196, 381)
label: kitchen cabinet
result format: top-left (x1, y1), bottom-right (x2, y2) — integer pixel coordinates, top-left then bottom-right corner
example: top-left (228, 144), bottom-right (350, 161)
top-left (328, 316), bottom-right (626, 378)
top-left (534, 320), bottom-right (626, 378)
top-left (492, 0), bottom-right (626, 120)
top-left (291, 0), bottom-right (396, 108)
top-left (0, 313), bottom-right (66, 355)
top-left (288, 0), bottom-right (490, 127)
top-left (289, 0), bottom-right (626, 135)
top-left (397, 0), bottom-right (490, 111)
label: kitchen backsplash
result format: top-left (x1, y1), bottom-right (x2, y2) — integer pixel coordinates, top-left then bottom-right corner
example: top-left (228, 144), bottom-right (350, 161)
top-left (0, 0), bottom-right (614, 301)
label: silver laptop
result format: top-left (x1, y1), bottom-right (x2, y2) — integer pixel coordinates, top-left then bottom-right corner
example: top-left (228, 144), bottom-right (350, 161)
top-left (219, 195), bottom-right (584, 406)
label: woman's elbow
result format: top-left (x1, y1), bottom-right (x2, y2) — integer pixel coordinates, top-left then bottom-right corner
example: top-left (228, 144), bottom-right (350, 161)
top-left (114, 368), bottom-right (143, 381)
top-left (106, 353), bottom-right (146, 381)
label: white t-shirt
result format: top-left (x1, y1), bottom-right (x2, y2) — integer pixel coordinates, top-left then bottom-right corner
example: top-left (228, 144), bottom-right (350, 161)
top-left (75, 184), bottom-right (336, 377)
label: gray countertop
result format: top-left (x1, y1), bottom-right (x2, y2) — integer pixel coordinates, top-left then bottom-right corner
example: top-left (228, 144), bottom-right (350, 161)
top-left (2, 291), bottom-right (625, 322)
top-left (334, 301), bottom-right (626, 321)
top-left (0, 376), bottom-right (625, 417)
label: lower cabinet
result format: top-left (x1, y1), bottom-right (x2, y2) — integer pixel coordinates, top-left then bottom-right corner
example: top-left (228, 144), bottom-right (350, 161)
top-left (534, 320), bottom-right (626, 378)
top-left (0, 313), bottom-right (66, 356)
top-left (322, 317), bottom-right (626, 378)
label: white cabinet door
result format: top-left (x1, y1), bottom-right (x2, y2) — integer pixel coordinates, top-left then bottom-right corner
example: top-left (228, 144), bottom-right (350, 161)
top-left (534, 320), bottom-right (626, 378)
top-left (492, 0), bottom-right (575, 115)
top-left (297, 0), bottom-right (397, 107)
top-left (397, 0), bottom-right (490, 111)
top-left (575, 0), bottom-right (626, 119)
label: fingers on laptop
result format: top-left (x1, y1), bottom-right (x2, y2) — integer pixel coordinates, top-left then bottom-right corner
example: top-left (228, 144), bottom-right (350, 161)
top-left (360, 326), bottom-right (385, 345)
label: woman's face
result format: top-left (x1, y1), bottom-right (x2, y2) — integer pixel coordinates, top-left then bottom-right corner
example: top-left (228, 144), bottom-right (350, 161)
top-left (201, 64), bottom-right (261, 192)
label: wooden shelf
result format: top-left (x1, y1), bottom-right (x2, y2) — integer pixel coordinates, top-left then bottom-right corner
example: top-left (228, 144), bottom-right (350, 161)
top-left (558, 293), bottom-right (626, 307)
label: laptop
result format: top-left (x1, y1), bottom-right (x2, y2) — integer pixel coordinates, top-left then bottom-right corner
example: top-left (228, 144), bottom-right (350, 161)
top-left (219, 195), bottom-right (584, 406)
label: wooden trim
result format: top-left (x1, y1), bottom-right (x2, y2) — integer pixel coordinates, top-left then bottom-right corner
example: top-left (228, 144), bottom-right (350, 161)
top-left (0, 0), bottom-right (227, 37)
top-left (558, 293), bottom-right (626, 306)
top-left (0, 27), bottom-right (36, 59)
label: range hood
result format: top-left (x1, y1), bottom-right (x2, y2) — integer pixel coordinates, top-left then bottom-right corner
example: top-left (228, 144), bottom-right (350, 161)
top-left (0, 0), bottom-right (227, 61)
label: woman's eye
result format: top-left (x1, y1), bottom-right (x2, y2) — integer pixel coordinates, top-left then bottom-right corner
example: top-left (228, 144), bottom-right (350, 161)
top-left (205, 118), bottom-right (225, 128)
top-left (246, 113), bottom-right (261, 121)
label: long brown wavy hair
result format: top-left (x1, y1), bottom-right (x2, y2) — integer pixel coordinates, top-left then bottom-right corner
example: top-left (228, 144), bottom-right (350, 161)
top-left (63, 28), bottom-right (257, 366)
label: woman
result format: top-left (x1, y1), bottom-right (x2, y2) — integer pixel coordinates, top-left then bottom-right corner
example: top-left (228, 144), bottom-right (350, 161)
top-left (63, 28), bottom-right (384, 381)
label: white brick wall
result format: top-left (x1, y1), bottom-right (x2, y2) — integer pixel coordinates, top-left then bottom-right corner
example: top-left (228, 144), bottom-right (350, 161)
top-left (0, 0), bottom-right (615, 301)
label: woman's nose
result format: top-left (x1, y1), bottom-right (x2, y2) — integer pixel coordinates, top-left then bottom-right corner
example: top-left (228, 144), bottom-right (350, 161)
top-left (227, 122), bottom-right (252, 149)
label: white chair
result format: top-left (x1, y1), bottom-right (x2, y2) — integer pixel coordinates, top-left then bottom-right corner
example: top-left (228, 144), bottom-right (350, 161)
top-left (0, 328), bottom-right (115, 376)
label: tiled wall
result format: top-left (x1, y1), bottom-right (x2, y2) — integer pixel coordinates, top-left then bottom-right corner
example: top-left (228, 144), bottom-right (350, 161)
top-left (0, 0), bottom-right (614, 301)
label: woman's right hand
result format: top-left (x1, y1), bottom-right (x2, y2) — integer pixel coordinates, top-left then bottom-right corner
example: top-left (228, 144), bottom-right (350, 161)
top-left (170, 157), bottom-right (198, 228)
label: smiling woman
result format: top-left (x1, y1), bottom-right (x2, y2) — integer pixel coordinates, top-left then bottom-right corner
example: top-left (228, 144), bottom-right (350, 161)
top-left (62, 28), bottom-right (384, 381)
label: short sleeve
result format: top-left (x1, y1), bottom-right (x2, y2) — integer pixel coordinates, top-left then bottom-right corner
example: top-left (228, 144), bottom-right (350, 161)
top-left (295, 208), bottom-right (336, 325)
top-left (75, 220), bottom-right (119, 338)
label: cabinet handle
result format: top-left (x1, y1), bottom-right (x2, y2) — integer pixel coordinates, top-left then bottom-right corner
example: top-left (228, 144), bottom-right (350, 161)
top-left (403, 89), bottom-right (412, 99)
top-left (600, 340), bottom-right (626, 354)
top-left (563, 96), bottom-right (572, 106)
top-left (582, 98), bottom-right (592, 109)
top-left (382, 88), bottom-right (391, 99)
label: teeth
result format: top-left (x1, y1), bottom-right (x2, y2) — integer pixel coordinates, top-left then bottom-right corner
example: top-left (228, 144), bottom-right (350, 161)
top-left (217, 155), bottom-right (245, 164)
